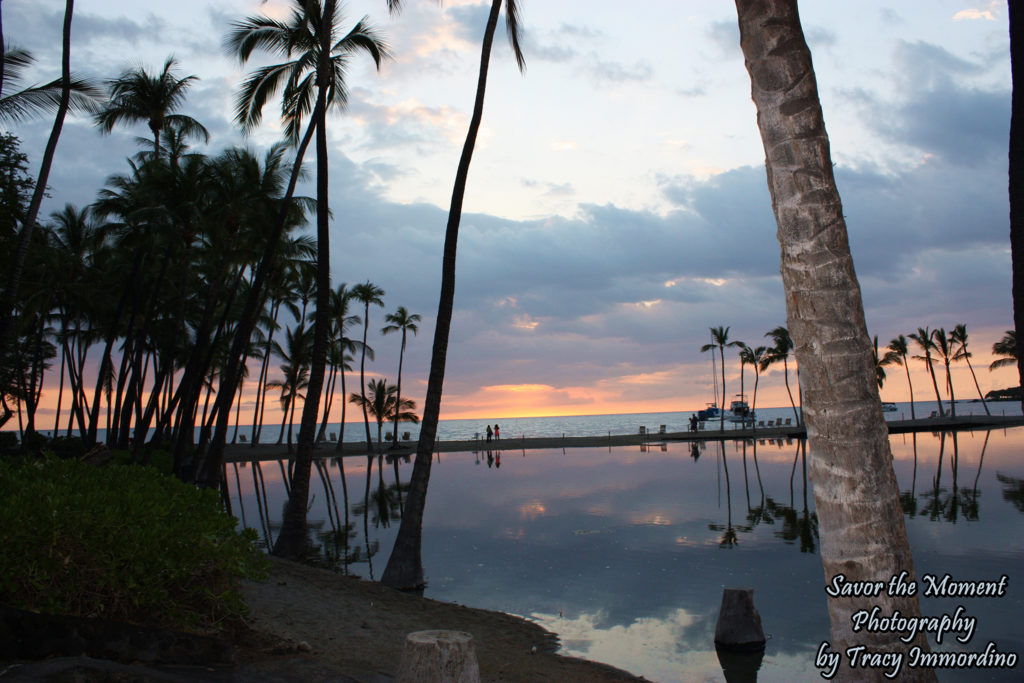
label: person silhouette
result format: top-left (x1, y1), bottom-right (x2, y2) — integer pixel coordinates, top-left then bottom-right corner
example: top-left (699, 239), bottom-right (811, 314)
top-left (486, 425), bottom-right (493, 442)
top-left (494, 424), bottom-right (500, 440)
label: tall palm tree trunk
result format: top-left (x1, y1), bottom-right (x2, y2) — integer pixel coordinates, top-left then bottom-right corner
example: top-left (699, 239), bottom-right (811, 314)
top-left (1010, 0), bottom-right (1024, 414)
top-left (734, 1), bottom-right (933, 678)
top-left (358, 309), bottom-right (374, 454)
top-left (273, 1), bottom-right (334, 557)
top-left (0, 0), bottom-right (74, 363)
top-left (718, 344), bottom-right (726, 432)
top-left (902, 353), bottom-right (916, 419)
top-left (391, 330), bottom-right (406, 445)
top-left (381, 0), bottom-right (504, 591)
top-left (925, 355), bottom-right (944, 416)
top-left (963, 355), bottom-right (990, 415)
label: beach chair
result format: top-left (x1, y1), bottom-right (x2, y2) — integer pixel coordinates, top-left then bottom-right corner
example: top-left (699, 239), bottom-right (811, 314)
top-left (658, 425), bottom-right (667, 435)
top-left (239, 434), bottom-right (247, 443)
top-left (757, 420), bottom-right (764, 428)
top-left (639, 425), bottom-right (647, 435)
top-left (784, 418), bottom-right (792, 426)
top-left (329, 432), bottom-right (336, 442)
top-left (766, 419), bottom-right (775, 427)
top-left (403, 432), bottom-right (411, 441)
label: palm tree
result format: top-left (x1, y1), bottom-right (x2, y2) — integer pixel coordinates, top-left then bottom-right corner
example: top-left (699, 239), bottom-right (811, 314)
top-left (317, 283), bottom-right (360, 445)
top-left (381, 0), bottom-right (525, 591)
top-left (874, 336), bottom-right (900, 390)
top-left (930, 328), bottom-right (957, 416)
top-left (0, 47), bottom-right (100, 124)
top-left (763, 325), bottom-right (800, 424)
top-left (351, 281), bottom-right (385, 454)
top-left (381, 306), bottom-right (420, 446)
top-left (910, 327), bottom-right (945, 416)
top-left (94, 57), bottom-right (209, 158)
top-left (735, 0), bottom-right (931, 669)
top-left (990, 330), bottom-right (1018, 371)
top-left (700, 326), bottom-right (738, 431)
top-left (266, 323), bottom-right (313, 451)
top-left (1009, 3), bottom-right (1024, 416)
top-left (887, 335), bottom-right (916, 419)
top-left (223, 1), bottom-right (389, 558)
top-left (348, 378), bottom-right (419, 448)
top-left (950, 324), bottom-right (990, 415)
top-left (0, 1), bottom-right (90, 378)
top-left (739, 344), bottom-right (768, 427)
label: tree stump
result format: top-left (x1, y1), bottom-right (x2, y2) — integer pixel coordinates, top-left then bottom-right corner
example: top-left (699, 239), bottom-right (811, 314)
top-left (395, 630), bottom-right (480, 683)
top-left (713, 588), bottom-right (766, 652)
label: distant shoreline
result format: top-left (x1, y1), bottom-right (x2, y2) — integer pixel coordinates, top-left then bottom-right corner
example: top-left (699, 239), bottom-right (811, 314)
top-left (221, 414), bottom-right (1024, 462)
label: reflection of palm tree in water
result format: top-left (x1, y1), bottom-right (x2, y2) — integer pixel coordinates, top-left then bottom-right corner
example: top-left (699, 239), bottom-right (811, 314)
top-left (922, 432), bottom-right (948, 520)
top-left (900, 433), bottom-right (920, 517)
top-left (764, 440), bottom-right (819, 552)
top-left (709, 441), bottom-right (751, 548)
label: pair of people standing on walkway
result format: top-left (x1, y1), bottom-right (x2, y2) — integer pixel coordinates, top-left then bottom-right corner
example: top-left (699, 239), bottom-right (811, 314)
top-left (485, 424), bottom-right (501, 442)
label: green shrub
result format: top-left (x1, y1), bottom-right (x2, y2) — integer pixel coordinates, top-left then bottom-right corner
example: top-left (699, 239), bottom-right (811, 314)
top-left (0, 458), bottom-right (268, 631)
top-left (49, 436), bottom-right (86, 459)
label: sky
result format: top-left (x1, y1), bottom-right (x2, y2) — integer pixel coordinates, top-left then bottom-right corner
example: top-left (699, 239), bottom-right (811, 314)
top-left (5, 0), bottom-right (1019, 422)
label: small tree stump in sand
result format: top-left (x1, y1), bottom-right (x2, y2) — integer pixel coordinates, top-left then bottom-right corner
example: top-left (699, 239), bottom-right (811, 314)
top-left (395, 630), bottom-right (480, 683)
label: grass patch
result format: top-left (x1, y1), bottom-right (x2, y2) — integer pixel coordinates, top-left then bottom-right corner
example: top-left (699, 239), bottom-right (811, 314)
top-left (0, 457), bottom-right (268, 631)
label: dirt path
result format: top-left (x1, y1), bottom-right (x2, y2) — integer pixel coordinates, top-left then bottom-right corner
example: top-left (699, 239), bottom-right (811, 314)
top-left (239, 557), bottom-right (646, 682)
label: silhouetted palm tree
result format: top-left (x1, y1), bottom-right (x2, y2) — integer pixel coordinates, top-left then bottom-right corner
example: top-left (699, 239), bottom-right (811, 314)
top-left (887, 335), bottom-right (916, 419)
top-left (741, 344), bottom-right (768, 427)
top-left (349, 378), bottom-right (419, 449)
top-left (874, 335), bottom-right (900, 390)
top-left (931, 327), bottom-right (956, 416)
top-left (94, 57), bottom-right (209, 157)
top-left (381, 306), bottom-right (420, 446)
top-left (701, 326), bottom-right (738, 431)
top-left (764, 325), bottom-right (800, 424)
top-left (910, 327), bottom-right (944, 416)
top-left (950, 324), bottom-right (990, 415)
top-left (351, 281), bottom-right (385, 454)
top-left (990, 330), bottom-right (1018, 371)
top-left (382, 0), bottom-right (525, 591)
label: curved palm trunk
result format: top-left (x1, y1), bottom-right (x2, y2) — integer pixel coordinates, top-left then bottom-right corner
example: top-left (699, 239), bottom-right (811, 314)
top-left (735, 1), bottom-right (933, 678)
top-left (358, 310), bottom-right (374, 454)
top-left (1010, 1), bottom-right (1024, 414)
top-left (902, 352), bottom-right (916, 419)
top-left (718, 345), bottom-right (726, 431)
top-left (943, 360), bottom-right (956, 417)
top-left (335, 364), bottom-right (349, 451)
top-left (0, 0), bottom-right (74, 367)
top-left (381, 0), bottom-right (503, 590)
top-left (273, 0), bottom-right (334, 557)
top-left (391, 330), bottom-right (406, 446)
top-left (924, 352), bottom-right (944, 416)
top-left (782, 358), bottom-right (798, 423)
top-left (963, 355), bottom-right (990, 415)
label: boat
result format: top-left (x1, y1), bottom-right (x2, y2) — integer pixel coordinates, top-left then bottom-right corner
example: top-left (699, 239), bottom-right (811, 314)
top-left (882, 402), bottom-right (897, 412)
top-left (727, 397), bottom-right (755, 424)
top-left (697, 403), bottom-right (720, 421)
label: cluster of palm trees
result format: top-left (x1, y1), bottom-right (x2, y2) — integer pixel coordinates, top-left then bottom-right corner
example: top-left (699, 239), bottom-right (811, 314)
top-left (700, 324), bottom-right (1018, 428)
top-left (0, 0), bottom-right (524, 575)
top-left (699, 325), bottom-right (801, 430)
top-left (876, 326), bottom-right (1016, 418)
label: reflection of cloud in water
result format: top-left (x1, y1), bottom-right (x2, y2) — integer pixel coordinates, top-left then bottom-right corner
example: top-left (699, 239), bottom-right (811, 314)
top-left (531, 607), bottom-right (821, 682)
top-left (531, 607), bottom-right (722, 682)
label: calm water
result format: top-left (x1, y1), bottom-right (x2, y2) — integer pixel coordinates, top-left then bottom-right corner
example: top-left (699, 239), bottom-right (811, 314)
top-left (226, 415), bottom-right (1024, 682)
top-left (224, 397), bottom-right (1015, 445)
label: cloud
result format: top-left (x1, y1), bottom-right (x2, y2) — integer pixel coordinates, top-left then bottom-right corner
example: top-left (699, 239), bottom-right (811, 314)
top-left (849, 41), bottom-right (1009, 166)
top-left (953, 2), bottom-right (1001, 21)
